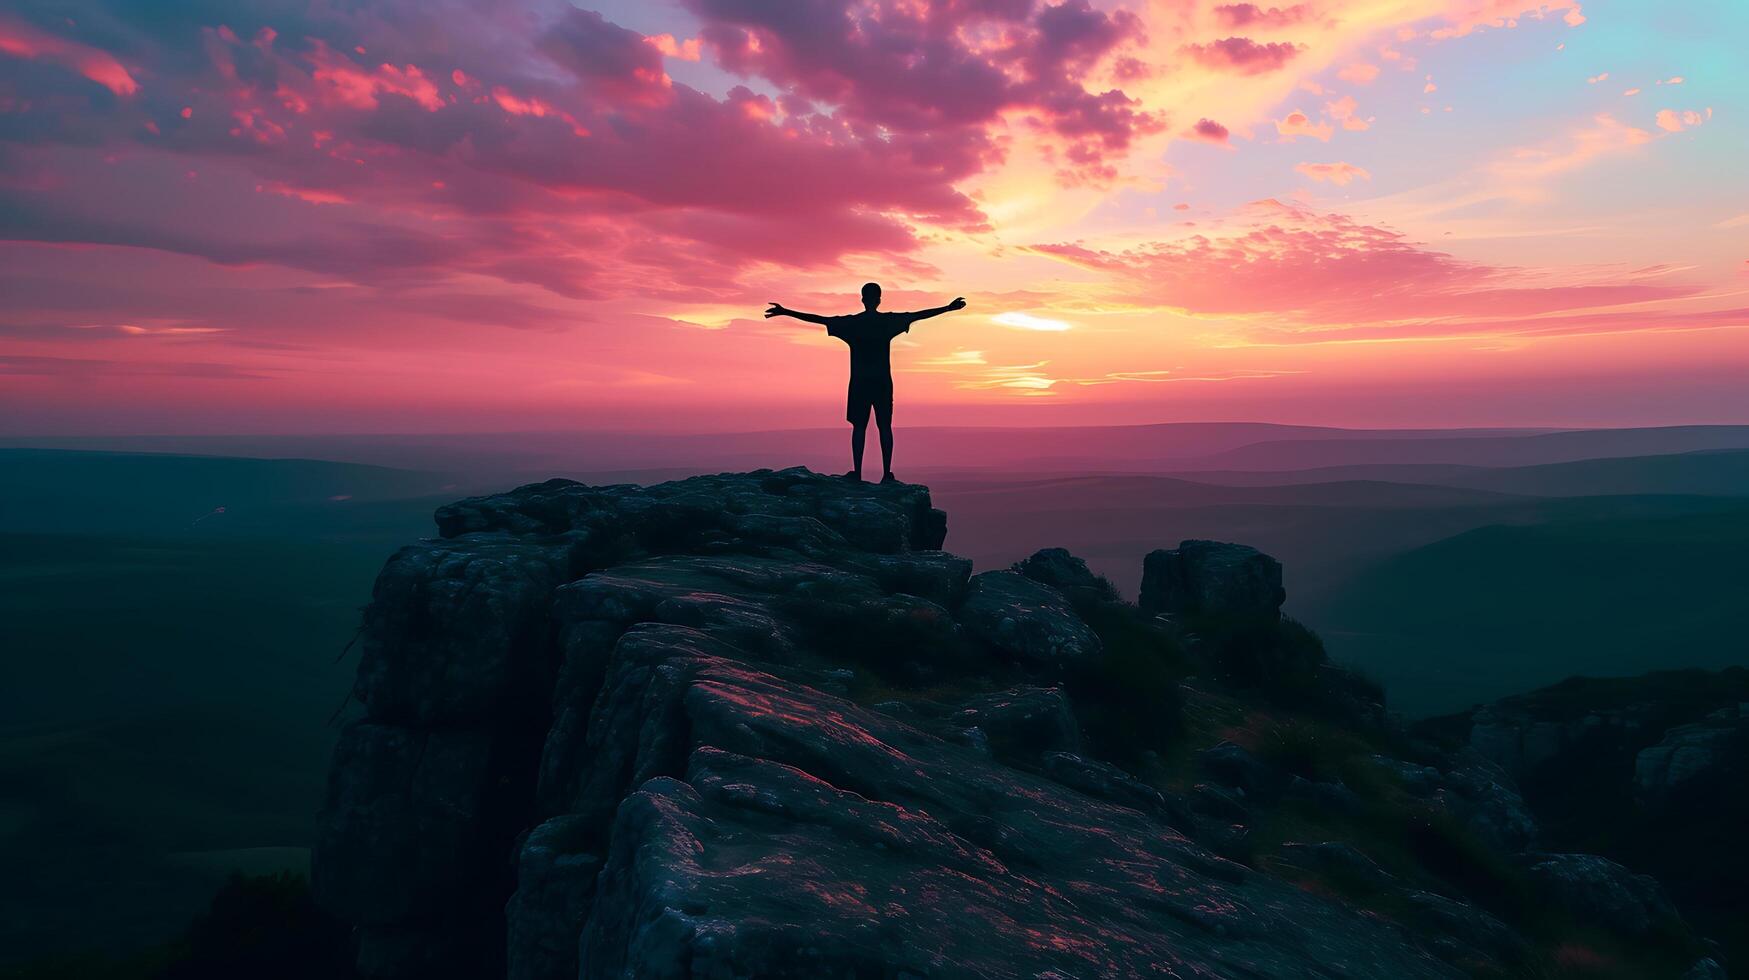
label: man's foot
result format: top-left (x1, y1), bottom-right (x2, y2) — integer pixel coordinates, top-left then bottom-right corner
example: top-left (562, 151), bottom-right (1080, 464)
top-left (880, 472), bottom-right (899, 484)
top-left (842, 470), bottom-right (863, 482)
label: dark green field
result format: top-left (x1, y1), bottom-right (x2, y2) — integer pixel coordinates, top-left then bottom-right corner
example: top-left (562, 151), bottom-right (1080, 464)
top-left (0, 454), bottom-right (447, 962)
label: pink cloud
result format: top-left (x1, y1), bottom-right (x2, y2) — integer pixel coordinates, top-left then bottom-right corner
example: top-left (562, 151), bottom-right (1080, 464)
top-left (0, 14), bottom-right (137, 95)
top-left (1428, 1), bottom-right (1585, 40)
top-left (0, 2), bottom-right (1077, 307)
top-left (1028, 200), bottom-right (1688, 328)
top-left (1185, 118), bottom-right (1232, 145)
top-left (1337, 62), bottom-right (1380, 84)
top-left (687, 0), bottom-right (1158, 182)
top-left (1183, 36), bottom-right (1301, 75)
top-left (1295, 161), bottom-right (1372, 185)
top-left (304, 41), bottom-right (444, 112)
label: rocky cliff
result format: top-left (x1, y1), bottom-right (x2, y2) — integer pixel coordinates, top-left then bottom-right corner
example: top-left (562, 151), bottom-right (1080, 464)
top-left (1444, 669), bottom-right (1749, 973)
top-left (313, 468), bottom-right (1724, 979)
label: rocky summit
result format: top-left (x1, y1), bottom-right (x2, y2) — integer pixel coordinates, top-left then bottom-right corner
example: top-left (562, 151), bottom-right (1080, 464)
top-left (313, 468), bottom-right (1724, 979)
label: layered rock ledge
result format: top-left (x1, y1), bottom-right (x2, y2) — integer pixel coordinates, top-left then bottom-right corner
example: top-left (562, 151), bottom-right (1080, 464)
top-left (311, 468), bottom-right (1711, 979)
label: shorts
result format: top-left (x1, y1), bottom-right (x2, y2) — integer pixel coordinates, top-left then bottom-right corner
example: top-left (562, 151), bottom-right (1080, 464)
top-left (847, 378), bottom-right (893, 426)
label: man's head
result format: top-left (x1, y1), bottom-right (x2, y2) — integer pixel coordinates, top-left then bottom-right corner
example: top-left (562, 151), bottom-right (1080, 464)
top-left (860, 282), bottom-right (882, 311)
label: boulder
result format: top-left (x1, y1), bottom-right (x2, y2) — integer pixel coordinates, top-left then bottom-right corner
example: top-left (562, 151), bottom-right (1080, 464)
top-left (1526, 852), bottom-right (1680, 937)
top-left (956, 570), bottom-right (1102, 670)
top-left (1139, 540), bottom-right (1285, 621)
top-left (951, 686), bottom-right (1083, 762)
top-left (1012, 547), bottom-right (1117, 603)
top-left (1438, 755), bottom-right (1540, 854)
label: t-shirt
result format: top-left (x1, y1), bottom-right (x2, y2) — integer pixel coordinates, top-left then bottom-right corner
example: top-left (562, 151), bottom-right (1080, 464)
top-left (826, 311), bottom-right (916, 388)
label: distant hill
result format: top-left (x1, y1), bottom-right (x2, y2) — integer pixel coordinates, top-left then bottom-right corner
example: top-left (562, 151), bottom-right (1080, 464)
top-left (931, 473), bottom-right (1525, 510)
top-left (0, 449), bottom-right (457, 534)
top-left (1180, 450), bottom-right (1749, 499)
top-left (1446, 449), bottom-right (1749, 497)
top-left (1310, 505), bottom-right (1749, 715)
top-left (4, 422), bottom-right (1564, 478)
top-left (933, 478), bottom-right (1748, 611)
top-left (1171, 426), bottom-right (1749, 472)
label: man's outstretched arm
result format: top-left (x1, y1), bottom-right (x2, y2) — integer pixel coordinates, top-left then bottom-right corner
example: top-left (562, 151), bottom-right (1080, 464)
top-left (765, 302), bottom-right (832, 326)
top-left (906, 297), bottom-right (968, 322)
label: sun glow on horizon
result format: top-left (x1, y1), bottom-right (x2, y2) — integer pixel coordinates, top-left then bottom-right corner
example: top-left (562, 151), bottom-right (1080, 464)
top-left (991, 312), bottom-right (1074, 332)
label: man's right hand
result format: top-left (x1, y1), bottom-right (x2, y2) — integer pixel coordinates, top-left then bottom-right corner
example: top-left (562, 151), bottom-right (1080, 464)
top-left (765, 303), bottom-right (786, 318)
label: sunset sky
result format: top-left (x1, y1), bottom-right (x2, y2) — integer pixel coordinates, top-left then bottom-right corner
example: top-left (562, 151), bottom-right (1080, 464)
top-left (2, 0), bottom-right (1744, 434)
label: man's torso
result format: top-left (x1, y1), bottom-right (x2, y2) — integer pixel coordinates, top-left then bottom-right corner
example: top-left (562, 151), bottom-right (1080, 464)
top-left (828, 311), bottom-right (913, 389)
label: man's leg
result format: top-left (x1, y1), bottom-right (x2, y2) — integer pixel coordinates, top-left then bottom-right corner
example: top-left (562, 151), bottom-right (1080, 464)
top-left (875, 401), bottom-right (895, 480)
top-left (849, 416), bottom-right (868, 479)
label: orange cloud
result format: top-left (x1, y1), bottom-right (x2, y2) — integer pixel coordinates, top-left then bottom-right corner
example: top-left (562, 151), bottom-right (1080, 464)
top-left (1295, 161), bottom-right (1372, 185)
top-left (1655, 108), bottom-right (1711, 132)
top-left (1326, 95), bottom-right (1370, 131)
top-left (1275, 109), bottom-right (1332, 141)
top-left (646, 34), bottom-right (702, 61)
top-left (1213, 4), bottom-right (1311, 29)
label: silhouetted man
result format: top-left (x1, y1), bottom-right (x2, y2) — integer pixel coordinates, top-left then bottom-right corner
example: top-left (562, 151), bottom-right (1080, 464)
top-left (767, 283), bottom-right (966, 482)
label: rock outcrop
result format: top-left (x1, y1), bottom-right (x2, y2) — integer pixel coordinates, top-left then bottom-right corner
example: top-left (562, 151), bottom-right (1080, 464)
top-left (1438, 669), bottom-right (1749, 975)
top-left (1635, 703), bottom-right (1749, 804)
top-left (1139, 540), bottom-right (1285, 621)
top-left (313, 469), bottom-right (1717, 979)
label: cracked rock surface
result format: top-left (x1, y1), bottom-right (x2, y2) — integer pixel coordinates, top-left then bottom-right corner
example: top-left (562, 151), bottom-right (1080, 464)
top-left (314, 468), bottom-right (1464, 979)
